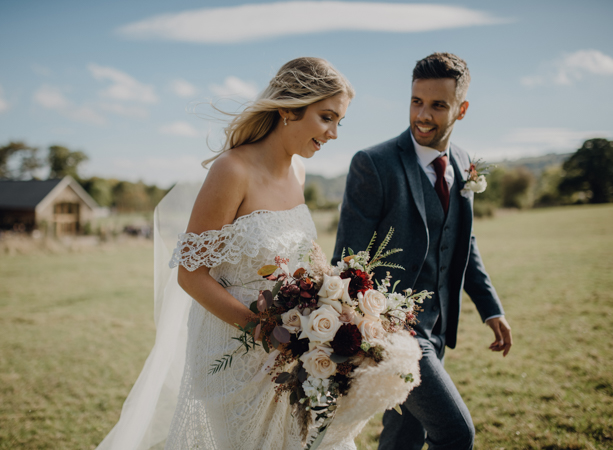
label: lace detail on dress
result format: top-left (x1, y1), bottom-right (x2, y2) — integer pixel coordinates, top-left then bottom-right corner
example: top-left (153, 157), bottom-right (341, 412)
top-left (164, 205), bottom-right (358, 450)
top-left (169, 205), bottom-right (315, 272)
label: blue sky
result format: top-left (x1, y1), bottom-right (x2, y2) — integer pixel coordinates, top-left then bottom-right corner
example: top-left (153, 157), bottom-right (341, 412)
top-left (1, 0), bottom-right (612, 186)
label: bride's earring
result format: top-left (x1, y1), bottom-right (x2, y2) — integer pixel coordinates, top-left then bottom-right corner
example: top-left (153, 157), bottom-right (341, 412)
top-left (284, 117), bottom-right (288, 126)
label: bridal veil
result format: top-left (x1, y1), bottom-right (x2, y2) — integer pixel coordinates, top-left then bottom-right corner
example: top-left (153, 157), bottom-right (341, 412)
top-left (96, 180), bottom-right (204, 450)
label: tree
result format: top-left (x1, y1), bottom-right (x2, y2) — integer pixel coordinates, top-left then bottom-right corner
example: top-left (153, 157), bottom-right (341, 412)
top-left (48, 145), bottom-right (88, 180)
top-left (559, 138), bottom-right (613, 204)
top-left (80, 177), bottom-right (115, 207)
top-left (304, 182), bottom-right (324, 209)
top-left (534, 165), bottom-right (568, 207)
top-left (472, 166), bottom-right (506, 217)
top-left (501, 167), bottom-right (535, 209)
top-left (113, 181), bottom-right (150, 212)
top-left (146, 184), bottom-right (168, 209)
top-left (0, 141), bottom-right (43, 180)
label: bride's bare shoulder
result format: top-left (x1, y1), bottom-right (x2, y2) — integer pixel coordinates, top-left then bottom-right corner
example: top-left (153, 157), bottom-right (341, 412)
top-left (186, 151), bottom-right (251, 233)
top-left (208, 149), bottom-right (250, 180)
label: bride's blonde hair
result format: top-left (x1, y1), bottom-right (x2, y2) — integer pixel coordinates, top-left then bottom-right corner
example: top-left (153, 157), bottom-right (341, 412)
top-left (203, 57), bottom-right (355, 168)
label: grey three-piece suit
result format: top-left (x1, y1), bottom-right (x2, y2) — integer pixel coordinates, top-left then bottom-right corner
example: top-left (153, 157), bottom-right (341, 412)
top-left (332, 127), bottom-right (505, 450)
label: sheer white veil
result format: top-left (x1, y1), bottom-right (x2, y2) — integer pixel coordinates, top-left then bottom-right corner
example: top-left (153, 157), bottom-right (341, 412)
top-left (97, 179), bottom-right (205, 450)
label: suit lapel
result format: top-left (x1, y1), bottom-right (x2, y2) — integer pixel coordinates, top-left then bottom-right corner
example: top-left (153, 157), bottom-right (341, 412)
top-left (450, 150), bottom-right (473, 248)
top-left (396, 129), bottom-right (428, 232)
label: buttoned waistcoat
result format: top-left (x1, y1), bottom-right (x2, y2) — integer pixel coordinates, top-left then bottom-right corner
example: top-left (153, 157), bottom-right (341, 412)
top-left (332, 127), bottom-right (504, 348)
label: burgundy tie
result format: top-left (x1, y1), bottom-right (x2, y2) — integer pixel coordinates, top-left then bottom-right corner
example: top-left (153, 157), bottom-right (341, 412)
top-left (432, 155), bottom-right (449, 214)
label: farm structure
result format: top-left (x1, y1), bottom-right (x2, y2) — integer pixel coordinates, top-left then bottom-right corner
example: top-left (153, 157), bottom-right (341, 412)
top-left (0, 176), bottom-right (99, 236)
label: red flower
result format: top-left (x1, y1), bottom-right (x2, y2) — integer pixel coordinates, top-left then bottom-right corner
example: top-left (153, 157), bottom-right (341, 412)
top-left (331, 323), bottom-right (362, 356)
top-left (341, 268), bottom-right (373, 298)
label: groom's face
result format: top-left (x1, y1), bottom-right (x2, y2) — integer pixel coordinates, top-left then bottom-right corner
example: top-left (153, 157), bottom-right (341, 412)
top-left (410, 78), bottom-right (468, 152)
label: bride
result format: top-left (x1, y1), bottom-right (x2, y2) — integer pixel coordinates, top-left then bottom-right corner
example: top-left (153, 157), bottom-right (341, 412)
top-left (97, 57), bottom-right (356, 449)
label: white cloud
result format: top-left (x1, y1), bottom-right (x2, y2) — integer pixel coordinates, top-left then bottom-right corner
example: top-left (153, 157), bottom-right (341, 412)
top-left (469, 127), bottom-right (613, 161)
top-left (170, 78), bottom-right (198, 98)
top-left (111, 155), bottom-right (207, 186)
top-left (33, 84), bottom-right (70, 109)
top-left (0, 86), bottom-right (9, 113)
top-left (210, 76), bottom-right (258, 99)
top-left (159, 121), bottom-right (201, 137)
top-left (522, 49), bottom-right (613, 87)
top-left (503, 127), bottom-right (611, 149)
top-left (100, 102), bottom-right (149, 119)
top-left (88, 63), bottom-right (158, 103)
top-left (71, 106), bottom-right (107, 126)
top-left (116, 2), bottom-right (507, 44)
top-left (32, 84), bottom-right (106, 125)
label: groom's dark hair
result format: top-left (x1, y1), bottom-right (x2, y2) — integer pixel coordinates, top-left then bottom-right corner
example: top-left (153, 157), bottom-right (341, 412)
top-left (412, 53), bottom-right (471, 101)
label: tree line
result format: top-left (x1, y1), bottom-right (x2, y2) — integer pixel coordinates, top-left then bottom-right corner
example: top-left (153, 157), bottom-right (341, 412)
top-left (302, 138), bottom-right (613, 217)
top-left (471, 138), bottom-right (613, 217)
top-left (0, 142), bottom-right (168, 212)
top-left (3, 137), bottom-right (612, 216)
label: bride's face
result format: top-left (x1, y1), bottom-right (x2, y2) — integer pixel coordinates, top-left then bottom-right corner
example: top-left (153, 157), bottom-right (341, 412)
top-left (283, 93), bottom-right (350, 159)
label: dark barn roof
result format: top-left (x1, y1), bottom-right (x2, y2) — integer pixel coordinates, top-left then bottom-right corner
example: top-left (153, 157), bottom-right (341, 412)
top-left (0, 179), bottom-right (63, 209)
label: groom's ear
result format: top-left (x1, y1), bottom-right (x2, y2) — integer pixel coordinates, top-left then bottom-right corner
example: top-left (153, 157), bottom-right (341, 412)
top-left (457, 101), bottom-right (469, 121)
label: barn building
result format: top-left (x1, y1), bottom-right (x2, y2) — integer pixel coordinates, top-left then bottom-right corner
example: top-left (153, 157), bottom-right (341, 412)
top-left (0, 176), bottom-right (99, 236)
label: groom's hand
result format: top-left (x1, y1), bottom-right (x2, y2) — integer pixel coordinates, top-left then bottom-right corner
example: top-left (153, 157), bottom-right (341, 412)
top-left (485, 316), bottom-right (512, 357)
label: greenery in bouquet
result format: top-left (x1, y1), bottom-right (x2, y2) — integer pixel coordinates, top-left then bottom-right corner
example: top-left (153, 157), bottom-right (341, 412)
top-left (211, 228), bottom-right (432, 449)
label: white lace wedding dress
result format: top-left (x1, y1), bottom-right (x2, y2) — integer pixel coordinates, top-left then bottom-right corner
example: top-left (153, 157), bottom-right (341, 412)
top-left (165, 204), bottom-right (358, 450)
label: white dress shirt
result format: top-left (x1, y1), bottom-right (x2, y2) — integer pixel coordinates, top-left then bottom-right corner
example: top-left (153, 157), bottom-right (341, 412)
top-left (410, 131), bottom-right (454, 189)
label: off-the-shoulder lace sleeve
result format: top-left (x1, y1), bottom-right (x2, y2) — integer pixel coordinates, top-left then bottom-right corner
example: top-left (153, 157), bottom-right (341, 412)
top-left (169, 204), bottom-right (317, 272)
top-left (168, 205), bottom-right (317, 272)
top-left (169, 229), bottom-right (235, 271)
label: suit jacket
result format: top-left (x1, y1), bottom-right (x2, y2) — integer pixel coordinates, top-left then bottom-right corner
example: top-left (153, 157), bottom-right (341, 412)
top-left (332, 127), bottom-right (504, 349)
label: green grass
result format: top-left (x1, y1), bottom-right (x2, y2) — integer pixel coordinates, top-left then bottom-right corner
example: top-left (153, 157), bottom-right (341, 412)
top-left (1, 205), bottom-right (612, 449)
top-left (0, 245), bottom-right (156, 449)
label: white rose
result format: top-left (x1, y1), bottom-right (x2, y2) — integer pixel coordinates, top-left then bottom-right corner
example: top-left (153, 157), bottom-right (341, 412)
top-left (340, 278), bottom-right (352, 304)
top-left (300, 345), bottom-right (337, 379)
top-left (339, 304), bottom-right (356, 323)
top-left (465, 175), bottom-right (487, 194)
top-left (318, 296), bottom-right (342, 314)
top-left (298, 304), bottom-right (342, 343)
top-left (354, 315), bottom-right (385, 342)
top-left (473, 175), bottom-right (487, 193)
top-left (281, 308), bottom-right (302, 334)
top-left (318, 274), bottom-right (345, 300)
top-left (359, 289), bottom-right (387, 319)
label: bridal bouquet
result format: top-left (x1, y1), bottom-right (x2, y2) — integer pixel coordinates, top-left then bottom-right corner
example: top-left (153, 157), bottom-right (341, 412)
top-left (212, 229), bottom-right (430, 449)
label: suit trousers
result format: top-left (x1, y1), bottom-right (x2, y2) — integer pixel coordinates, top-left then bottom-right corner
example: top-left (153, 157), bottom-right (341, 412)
top-left (378, 338), bottom-right (475, 450)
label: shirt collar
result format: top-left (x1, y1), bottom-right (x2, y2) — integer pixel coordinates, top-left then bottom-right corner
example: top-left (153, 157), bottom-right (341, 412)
top-left (410, 129), bottom-right (451, 167)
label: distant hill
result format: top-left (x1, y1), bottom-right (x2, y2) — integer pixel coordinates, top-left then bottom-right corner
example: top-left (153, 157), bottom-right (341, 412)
top-left (490, 152), bottom-right (572, 175)
top-left (304, 173), bottom-right (347, 203)
top-left (306, 152), bottom-right (572, 203)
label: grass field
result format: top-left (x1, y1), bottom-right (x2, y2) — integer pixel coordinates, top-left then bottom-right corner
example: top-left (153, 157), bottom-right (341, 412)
top-left (1, 204), bottom-right (612, 449)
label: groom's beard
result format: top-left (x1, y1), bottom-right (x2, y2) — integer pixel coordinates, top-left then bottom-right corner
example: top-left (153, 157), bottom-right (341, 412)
top-left (411, 121), bottom-right (455, 151)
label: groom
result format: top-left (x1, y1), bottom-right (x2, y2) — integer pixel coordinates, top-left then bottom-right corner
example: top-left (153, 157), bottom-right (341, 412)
top-left (332, 53), bottom-right (512, 449)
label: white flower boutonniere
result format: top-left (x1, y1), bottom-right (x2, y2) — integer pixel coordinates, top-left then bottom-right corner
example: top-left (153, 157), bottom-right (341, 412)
top-left (461, 158), bottom-right (491, 198)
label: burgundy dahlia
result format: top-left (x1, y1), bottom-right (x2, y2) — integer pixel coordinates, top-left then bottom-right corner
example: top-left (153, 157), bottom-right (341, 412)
top-left (341, 268), bottom-right (373, 298)
top-left (288, 334), bottom-right (310, 357)
top-left (331, 323), bottom-right (362, 356)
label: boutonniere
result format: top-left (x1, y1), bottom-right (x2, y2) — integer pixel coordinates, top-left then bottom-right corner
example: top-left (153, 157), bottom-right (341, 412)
top-left (460, 157), bottom-right (491, 198)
